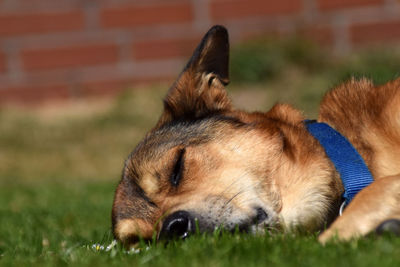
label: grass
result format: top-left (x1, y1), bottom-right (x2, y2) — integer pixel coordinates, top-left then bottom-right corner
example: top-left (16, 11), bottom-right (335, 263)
top-left (1, 38), bottom-right (400, 266)
top-left (1, 179), bottom-right (400, 266)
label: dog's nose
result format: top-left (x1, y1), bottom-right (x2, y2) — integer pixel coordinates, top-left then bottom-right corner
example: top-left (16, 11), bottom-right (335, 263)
top-left (253, 206), bottom-right (268, 224)
top-left (159, 210), bottom-right (195, 240)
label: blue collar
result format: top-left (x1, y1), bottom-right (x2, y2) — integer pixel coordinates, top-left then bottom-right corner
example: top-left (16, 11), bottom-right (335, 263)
top-left (305, 120), bottom-right (374, 206)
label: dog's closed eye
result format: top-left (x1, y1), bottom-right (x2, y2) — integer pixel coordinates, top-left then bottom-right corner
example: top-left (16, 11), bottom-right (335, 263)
top-left (170, 148), bottom-right (185, 187)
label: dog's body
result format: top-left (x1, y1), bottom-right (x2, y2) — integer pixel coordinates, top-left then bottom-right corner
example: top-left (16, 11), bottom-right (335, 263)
top-left (112, 26), bottom-right (400, 246)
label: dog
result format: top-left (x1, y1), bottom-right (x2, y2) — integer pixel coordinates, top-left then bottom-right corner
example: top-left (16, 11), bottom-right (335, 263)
top-left (111, 25), bottom-right (400, 246)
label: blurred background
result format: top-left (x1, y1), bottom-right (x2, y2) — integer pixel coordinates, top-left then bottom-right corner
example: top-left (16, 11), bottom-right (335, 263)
top-left (1, 0), bottom-right (400, 263)
top-left (2, 0), bottom-right (400, 178)
top-left (1, 0), bottom-right (400, 104)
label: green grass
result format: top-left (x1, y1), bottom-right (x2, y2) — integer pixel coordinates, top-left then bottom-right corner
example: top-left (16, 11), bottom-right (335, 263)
top-left (1, 38), bottom-right (400, 266)
top-left (1, 179), bottom-right (400, 266)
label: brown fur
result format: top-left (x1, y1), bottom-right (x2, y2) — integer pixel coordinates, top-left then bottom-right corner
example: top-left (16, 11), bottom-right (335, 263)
top-left (111, 26), bottom-right (400, 246)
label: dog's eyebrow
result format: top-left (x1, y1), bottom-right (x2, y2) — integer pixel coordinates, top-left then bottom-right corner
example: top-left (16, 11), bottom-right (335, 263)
top-left (130, 177), bottom-right (157, 207)
top-left (122, 162), bottom-right (157, 207)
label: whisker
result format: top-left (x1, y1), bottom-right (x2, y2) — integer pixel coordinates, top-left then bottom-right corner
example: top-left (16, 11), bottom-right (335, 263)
top-left (220, 171), bottom-right (249, 194)
top-left (224, 190), bottom-right (243, 206)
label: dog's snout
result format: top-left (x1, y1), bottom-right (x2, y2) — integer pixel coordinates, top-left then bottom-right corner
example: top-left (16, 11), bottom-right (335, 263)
top-left (160, 211), bottom-right (195, 240)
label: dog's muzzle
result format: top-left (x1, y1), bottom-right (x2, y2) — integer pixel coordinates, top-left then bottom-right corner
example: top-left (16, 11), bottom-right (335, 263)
top-left (159, 207), bottom-right (270, 241)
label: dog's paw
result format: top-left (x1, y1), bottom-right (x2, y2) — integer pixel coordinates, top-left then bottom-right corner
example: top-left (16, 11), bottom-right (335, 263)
top-left (317, 219), bottom-right (361, 244)
top-left (318, 229), bottom-right (334, 244)
top-left (317, 227), bottom-right (354, 244)
top-left (375, 219), bottom-right (400, 236)
top-left (319, 219), bottom-right (400, 244)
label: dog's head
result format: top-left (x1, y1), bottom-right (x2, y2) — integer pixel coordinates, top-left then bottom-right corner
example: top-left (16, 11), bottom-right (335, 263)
top-left (112, 26), bottom-right (341, 245)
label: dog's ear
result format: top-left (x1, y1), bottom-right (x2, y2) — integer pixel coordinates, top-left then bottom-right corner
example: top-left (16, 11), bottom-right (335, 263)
top-left (156, 25), bottom-right (232, 127)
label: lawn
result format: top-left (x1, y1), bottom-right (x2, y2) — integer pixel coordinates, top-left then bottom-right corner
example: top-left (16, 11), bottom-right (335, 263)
top-left (1, 181), bottom-right (400, 267)
top-left (1, 39), bottom-right (400, 266)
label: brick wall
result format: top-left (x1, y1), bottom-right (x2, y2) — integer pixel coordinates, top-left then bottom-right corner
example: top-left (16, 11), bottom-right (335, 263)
top-left (1, 0), bottom-right (400, 104)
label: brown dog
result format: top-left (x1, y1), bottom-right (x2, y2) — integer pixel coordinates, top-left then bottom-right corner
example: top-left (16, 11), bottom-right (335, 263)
top-left (111, 25), bottom-right (400, 246)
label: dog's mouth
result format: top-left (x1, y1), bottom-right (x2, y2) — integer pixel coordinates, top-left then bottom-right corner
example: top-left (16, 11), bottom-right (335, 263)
top-left (158, 206), bottom-right (274, 241)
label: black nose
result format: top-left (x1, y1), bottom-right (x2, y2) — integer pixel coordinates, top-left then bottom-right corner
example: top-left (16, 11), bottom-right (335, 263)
top-left (254, 207), bottom-right (268, 223)
top-left (159, 211), bottom-right (194, 240)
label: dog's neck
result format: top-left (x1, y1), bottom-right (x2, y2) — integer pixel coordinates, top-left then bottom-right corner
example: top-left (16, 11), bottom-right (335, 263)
top-left (265, 109), bottom-right (344, 231)
top-left (317, 78), bottom-right (400, 181)
top-left (317, 79), bottom-right (377, 175)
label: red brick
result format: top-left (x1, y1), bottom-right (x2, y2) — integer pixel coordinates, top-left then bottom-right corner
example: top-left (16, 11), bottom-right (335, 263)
top-left (100, 3), bottom-right (193, 28)
top-left (133, 38), bottom-right (198, 61)
top-left (80, 77), bottom-right (173, 97)
top-left (351, 20), bottom-right (400, 44)
top-left (80, 79), bottom-right (132, 97)
top-left (0, 51), bottom-right (6, 73)
top-left (239, 29), bottom-right (282, 42)
top-left (22, 44), bottom-right (119, 71)
top-left (0, 84), bottom-right (69, 105)
top-left (0, 11), bottom-right (84, 36)
top-left (210, 0), bottom-right (302, 20)
top-left (300, 26), bottom-right (334, 46)
top-left (317, 0), bottom-right (384, 11)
